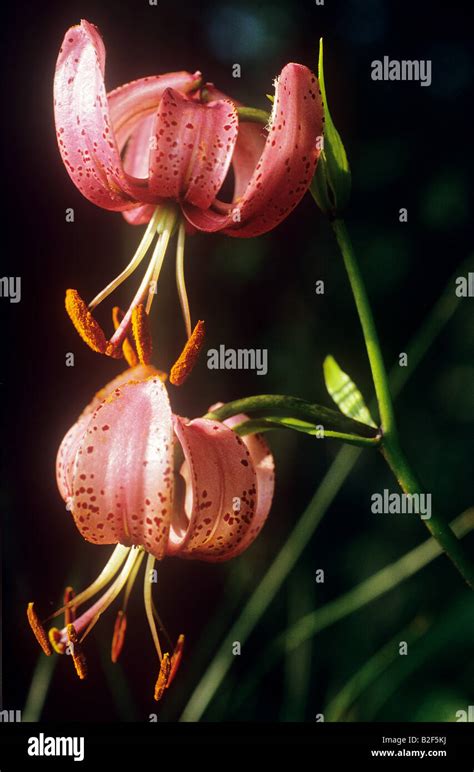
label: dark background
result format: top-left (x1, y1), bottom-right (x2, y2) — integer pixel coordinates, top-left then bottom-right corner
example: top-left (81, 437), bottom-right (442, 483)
top-left (1, 0), bottom-right (473, 722)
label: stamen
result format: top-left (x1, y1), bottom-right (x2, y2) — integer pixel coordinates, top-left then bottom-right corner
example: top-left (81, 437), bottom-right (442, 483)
top-left (108, 232), bottom-right (166, 350)
top-left (111, 610), bottom-right (127, 664)
top-left (64, 586), bottom-right (76, 625)
top-left (168, 634), bottom-right (185, 687)
top-left (67, 624), bottom-right (87, 680)
top-left (111, 549), bottom-right (145, 663)
top-left (169, 320), bottom-right (206, 386)
top-left (89, 207), bottom-right (162, 311)
top-left (48, 547), bottom-right (137, 647)
top-left (46, 545), bottom-right (130, 622)
top-left (65, 289), bottom-right (107, 354)
top-left (151, 600), bottom-right (173, 650)
top-left (131, 305), bottom-right (152, 365)
top-left (123, 549), bottom-right (145, 609)
top-left (143, 554), bottom-right (163, 661)
top-left (154, 653), bottom-right (171, 702)
top-left (175, 222), bottom-right (192, 339)
top-left (76, 547), bottom-right (142, 644)
top-left (112, 306), bottom-right (139, 367)
top-left (144, 209), bottom-right (177, 315)
top-left (27, 602), bottom-right (52, 656)
top-left (88, 205), bottom-right (177, 353)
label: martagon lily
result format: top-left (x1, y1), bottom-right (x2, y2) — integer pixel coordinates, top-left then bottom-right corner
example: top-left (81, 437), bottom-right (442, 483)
top-left (55, 20), bottom-right (324, 368)
top-left (27, 365), bottom-right (274, 700)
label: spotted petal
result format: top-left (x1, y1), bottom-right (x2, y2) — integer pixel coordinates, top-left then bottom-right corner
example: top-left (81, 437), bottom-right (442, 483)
top-left (169, 416), bottom-right (273, 562)
top-left (223, 414), bottom-right (275, 553)
top-left (56, 364), bottom-right (158, 500)
top-left (55, 21), bottom-right (140, 209)
top-left (182, 63), bottom-right (324, 236)
top-left (199, 84), bottom-right (267, 202)
top-left (149, 89), bottom-right (238, 209)
top-left (108, 71), bottom-right (202, 151)
top-left (66, 371), bottom-right (174, 558)
top-left (54, 20), bottom-right (199, 211)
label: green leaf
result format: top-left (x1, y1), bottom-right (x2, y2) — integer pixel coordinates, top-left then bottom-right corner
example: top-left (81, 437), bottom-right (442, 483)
top-left (311, 38), bottom-right (351, 214)
top-left (323, 355), bottom-right (377, 427)
top-left (232, 416), bottom-right (379, 448)
top-left (205, 393), bottom-right (379, 444)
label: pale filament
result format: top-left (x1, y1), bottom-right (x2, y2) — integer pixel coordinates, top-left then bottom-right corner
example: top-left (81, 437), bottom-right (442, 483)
top-left (122, 549), bottom-right (145, 611)
top-left (143, 553), bottom-right (163, 661)
top-left (46, 544), bottom-right (130, 622)
top-left (88, 207), bottom-right (162, 311)
top-left (175, 221), bottom-right (192, 339)
top-left (145, 209), bottom-right (177, 314)
top-left (109, 207), bottom-right (178, 347)
top-left (55, 547), bottom-right (143, 646)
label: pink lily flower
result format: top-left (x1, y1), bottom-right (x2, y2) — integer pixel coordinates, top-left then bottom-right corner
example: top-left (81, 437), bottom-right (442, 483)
top-left (55, 20), bottom-right (323, 358)
top-left (28, 365), bottom-right (274, 700)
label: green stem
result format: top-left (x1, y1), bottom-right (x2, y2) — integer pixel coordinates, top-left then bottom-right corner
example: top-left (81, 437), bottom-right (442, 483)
top-left (331, 218), bottom-right (397, 438)
top-left (332, 218), bottom-right (474, 588)
top-left (382, 439), bottom-right (474, 587)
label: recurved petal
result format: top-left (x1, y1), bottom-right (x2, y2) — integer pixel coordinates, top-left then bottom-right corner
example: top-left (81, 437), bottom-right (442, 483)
top-left (169, 417), bottom-right (268, 562)
top-left (54, 20), bottom-right (149, 210)
top-left (182, 63), bottom-right (323, 237)
top-left (149, 89), bottom-right (238, 209)
top-left (198, 85), bottom-right (266, 201)
top-left (222, 415), bottom-right (275, 556)
top-left (108, 71), bottom-right (202, 150)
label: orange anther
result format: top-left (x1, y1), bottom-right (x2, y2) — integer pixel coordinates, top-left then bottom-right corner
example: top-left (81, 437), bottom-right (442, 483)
top-left (27, 602), bottom-right (52, 656)
top-left (65, 289), bottom-right (107, 354)
top-left (169, 320), bottom-right (205, 386)
top-left (168, 634), bottom-right (185, 688)
top-left (154, 653), bottom-right (171, 701)
top-left (64, 586), bottom-right (76, 626)
top-left (131, 304), bottom-right (153, 365)
top-left (111, 610), bottom-right (127, 663)
top-left (112, 307), bottom-right (139, 367)
top-left (66, 624), bottom-right (87, 680)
